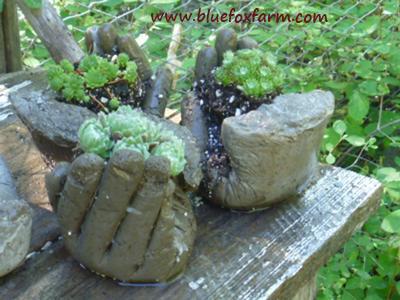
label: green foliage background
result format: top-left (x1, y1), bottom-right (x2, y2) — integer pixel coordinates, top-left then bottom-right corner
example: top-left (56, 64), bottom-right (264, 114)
top-left (18, 0), bottom-right (400, 298)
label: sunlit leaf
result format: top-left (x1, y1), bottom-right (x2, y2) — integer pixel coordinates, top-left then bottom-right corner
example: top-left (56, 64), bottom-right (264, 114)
top-left (382, 210), bottom-right (400, 233)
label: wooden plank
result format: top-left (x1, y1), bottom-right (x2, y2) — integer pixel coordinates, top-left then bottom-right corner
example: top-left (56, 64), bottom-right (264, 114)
top-left (292, 275), bottom-right (317, 300)
top-left (16, 0), bottom-right (84, 64)
top-left (0, 166), bottom-right (382, 300)
top-left (2, 0), bottom-right (22, 72)
top-left (165, 107), bottom-right (182, 123)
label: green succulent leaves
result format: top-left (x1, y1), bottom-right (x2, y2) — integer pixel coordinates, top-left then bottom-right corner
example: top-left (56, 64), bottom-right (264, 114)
top-left (125, 62), bottom-right (138, 84)
top-left (47, 54), bottom-right (139, 110)
top-left (152, 139), bottom-right (186, 177)
top-left (78, 106), bottom-right (187, 176)
top-left (117, 53), bottom-right (129, 68)
top-left (79, 119), bottom-right (114, 159)
top-left (215, 49), bottom-right (286, 98)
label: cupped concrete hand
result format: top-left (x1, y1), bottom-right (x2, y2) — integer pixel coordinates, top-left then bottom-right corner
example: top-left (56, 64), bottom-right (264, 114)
top-left (86, 23), bottom-right (171, 117)
top-left (46, 150), bottom-right (196, 283)
top-left (182, 29), bottom-right (335, 210)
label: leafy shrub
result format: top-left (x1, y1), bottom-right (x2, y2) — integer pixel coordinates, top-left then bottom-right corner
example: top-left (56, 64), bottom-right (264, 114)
top-left (215, 49), bottom-right (285, 98)
top-left (47, 54), bottom-right (139, 111)
top-left (78, 106), bottom-right (187, 176)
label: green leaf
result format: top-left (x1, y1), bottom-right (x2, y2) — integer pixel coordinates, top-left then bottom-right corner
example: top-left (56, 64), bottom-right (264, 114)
top-left (353, 16), bottom-right (380, 36)
top-left (383, 0), bottom-right (399, 15)
top-left (32, 46), bottom-right (49, 59)
top-left (354, 60), bottom-right (373, 79)
top-left (0, 0), bottom-right (3, 12)
top-left (333, 120), bottom-right (347, 135)
top-left (103, 0), bottom-right (124, 6)
top-left (385, 181), bottom-right (400, 203)
top-left (368, 276), bottom-right (387, 290)
top-left (395, 156), bottom-right (400, 167)
top-left (345, 277), bottom-right (362, 289)
top-left (381, 210), bottom-right (400, 233)
top-left (323, 128), bottom-right (341, 151)
top-left (23, 57), bottom-right (40, 68)
top-left (149, 0), bottom-right (179, 3)
top-left (326, 153), bottom-right (336, 164)
top-left (376, 167), bottom-right (400, 183)
top-left (359, 80), bottom-right (390, 96)
top-left (396, 281), bottom-right (400, 295)
top-left (348, 90), bottom-right (370, 122)
top-left (345, 135), bottom-right (365, 146)
top-left (377, 248), bottom-right (399, 277)
top-left (24, 0), bottom-right (42, 9)
top-left (322, 81), bottom-right (348, 91)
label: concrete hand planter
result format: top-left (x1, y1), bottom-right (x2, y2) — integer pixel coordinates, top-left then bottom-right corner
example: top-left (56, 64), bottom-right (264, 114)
top-left (46, 106), bottom-right (202, 283)
top-left (182, 29), bottom-right (335, 210)
top-left (0, 156), bottom-right (32, 277)
top-left (11, 23), bottom-right (172, 158)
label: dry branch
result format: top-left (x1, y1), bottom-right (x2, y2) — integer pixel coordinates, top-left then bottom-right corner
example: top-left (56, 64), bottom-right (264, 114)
top-left (16, 0), bottom-right (84, 64)
top-left (166, 23), bottom-right (183, 89)
top-left (0, 12), bottom-right (6, 73)
top-left (2, 0), bottom-right (22, 72)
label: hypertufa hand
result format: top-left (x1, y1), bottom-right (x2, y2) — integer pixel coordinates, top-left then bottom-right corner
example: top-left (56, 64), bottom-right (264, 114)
top-left (85, 23), bottom-right (173, 117)
top-left (46, 149), bottom-right (196, 283)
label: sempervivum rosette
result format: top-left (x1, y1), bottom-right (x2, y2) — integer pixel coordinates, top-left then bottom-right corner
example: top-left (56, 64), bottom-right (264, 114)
top-left (182, 29), bottom-right (334, 211)
top-left (46, 106), bottom-right (202, 283)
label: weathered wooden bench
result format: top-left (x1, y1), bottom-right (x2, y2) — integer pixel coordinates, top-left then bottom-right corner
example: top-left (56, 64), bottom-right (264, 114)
top-left (0, 72), bottom-right (383, 300)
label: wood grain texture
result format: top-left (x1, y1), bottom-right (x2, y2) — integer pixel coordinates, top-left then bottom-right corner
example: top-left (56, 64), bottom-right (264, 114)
top-left (16, 0), bottom-right (84, 64)
top-left (2, 0), bottom-right (22, 72)
top-left (0, 167), bottom-right (382, 300)
top-left (292, 275), bottom-right (317, 300)
top-left (0, 72), bottom-right (383, 299)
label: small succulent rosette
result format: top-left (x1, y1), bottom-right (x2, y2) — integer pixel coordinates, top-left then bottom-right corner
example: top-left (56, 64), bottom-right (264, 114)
top-left (182, 29), bottom-right (335, 211)
top-left (46, 106), bottom-right (202, 283)
top-left (47, 23), bottom-right (171, 116)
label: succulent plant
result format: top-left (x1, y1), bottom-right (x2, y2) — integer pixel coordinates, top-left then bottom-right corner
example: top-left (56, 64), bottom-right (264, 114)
top-left (215, 49), bottom-right (286, 98)
top-left (78, 106), bottom-right (187, 176)
top-left (47, 54), bottom-right (139, 110)
top-left (78, 119), bottom-right (113, 159)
